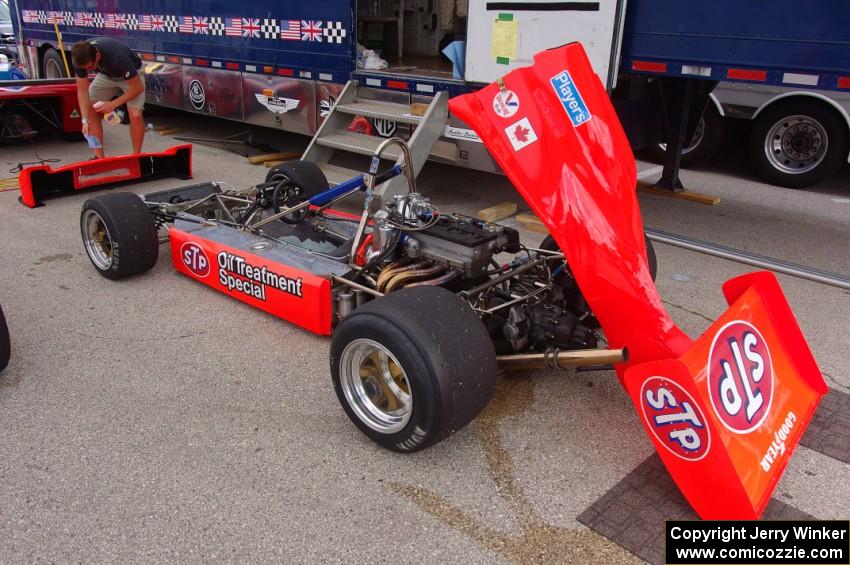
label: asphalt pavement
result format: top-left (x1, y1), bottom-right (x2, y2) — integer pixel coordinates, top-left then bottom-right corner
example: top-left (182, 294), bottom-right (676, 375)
top-left (0, 112), bottom-right (848, 563)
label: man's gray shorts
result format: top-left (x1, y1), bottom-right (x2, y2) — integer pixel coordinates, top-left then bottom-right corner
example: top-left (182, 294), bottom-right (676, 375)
top-left (89, 73), bottom-right (145, 110)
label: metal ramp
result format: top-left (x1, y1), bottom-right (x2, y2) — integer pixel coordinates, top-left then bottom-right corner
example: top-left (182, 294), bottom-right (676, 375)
top-left (302, 81), bottom-right (448, 203)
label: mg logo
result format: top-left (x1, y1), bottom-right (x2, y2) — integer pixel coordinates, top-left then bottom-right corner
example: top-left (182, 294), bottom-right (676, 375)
top-left (707, 321), bottom-right (774, 434)
top-left (181, 242), bottom-right (209, 277)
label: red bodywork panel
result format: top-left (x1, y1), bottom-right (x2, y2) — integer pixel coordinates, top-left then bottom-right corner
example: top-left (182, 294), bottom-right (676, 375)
top-left (449, 43), bottom-right (826, 519)
top-left (0, 80), bottom-right (82, 134)
top-left (19, 145), bottom-right (192, 208)
top-left (169, 227), bottom-right (334, 336)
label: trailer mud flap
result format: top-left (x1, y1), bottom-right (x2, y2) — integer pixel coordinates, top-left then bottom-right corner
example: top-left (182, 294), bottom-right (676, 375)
top-left (448, 43), bottom-right (827, 518)
top-left (19, 144), bottom-right (192, 208)
top-left (624, 271), bottom-right (826, 519)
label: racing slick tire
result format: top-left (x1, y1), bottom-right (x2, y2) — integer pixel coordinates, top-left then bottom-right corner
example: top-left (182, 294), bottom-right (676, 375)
top-left (749, 100), bottom-right (849, 189)
top-left (0, 305), bottom-right (9, 373)
top-left (330, 286), bottom-right (497, 453)
top-left (80, 192), bottom-right (159, 280)
top-left (266, 160), bottom-right (329, 223)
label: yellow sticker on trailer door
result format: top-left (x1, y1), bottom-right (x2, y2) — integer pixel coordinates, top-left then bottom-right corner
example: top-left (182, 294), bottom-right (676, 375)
top-left (492, 18), bottom-right (518, 62)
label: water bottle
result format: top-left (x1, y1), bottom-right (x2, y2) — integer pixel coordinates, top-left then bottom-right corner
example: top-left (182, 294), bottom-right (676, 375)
top-left (146, 123), bottom-right (155, 140)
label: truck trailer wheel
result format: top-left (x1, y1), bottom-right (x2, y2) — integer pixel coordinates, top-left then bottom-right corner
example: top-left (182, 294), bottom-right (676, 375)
top-left (0, 305), bottom-right (9, 373)
top-left (330, 286), bottom-right (497, 452)
top-left (647, 105), bottom-right (724, 167)
top-left (80, 192), bottom-right (159, 280)
top-left (42, 49), bottom-right (68, 79)
top-left (749, 100), bottom-right (849, 188)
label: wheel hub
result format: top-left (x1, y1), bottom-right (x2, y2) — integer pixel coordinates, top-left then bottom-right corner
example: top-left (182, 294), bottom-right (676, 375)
top-left (765, 115), bottom-right (828, 174)
top-left (82, 209), bottom-right (114, 270)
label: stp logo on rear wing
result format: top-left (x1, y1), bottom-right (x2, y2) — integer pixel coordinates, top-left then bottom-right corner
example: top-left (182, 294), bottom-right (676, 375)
top-left (624, 271), bottom-right (827, 519)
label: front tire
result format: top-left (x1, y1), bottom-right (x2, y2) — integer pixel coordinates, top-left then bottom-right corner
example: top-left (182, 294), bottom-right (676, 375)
top-left (80, 193), bottom-right (159, 280)
top-left (42, 48), bottom-right (68, 79)
top-left (330, 286), bottom-right (497, 452)
top-left (266, 160), bottom-right (328, 223)
top-left (749, 100), bottom-right (849, 188)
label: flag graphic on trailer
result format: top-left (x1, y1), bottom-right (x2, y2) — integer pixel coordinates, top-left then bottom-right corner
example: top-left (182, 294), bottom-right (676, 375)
top-left (163, 15), bottom-right (178, 33)
top-left (301, 20), bottom-right (322, 42)
top-left (62, 11), bottom-right (74, 26)
top-left (225, 18), bottom-right (242, 37)
top-left (179, 16), bottom-right (194, 33)
top-left (281, 20), bottom-right (301, 40)
top-left (323, 21), bottom-right (347, 44)
top-left (73, 12), bottom-right (89, 26)
top-left (139, 14), bottom-right (152, 30)
top-left (208, 17), bottom-right (226, 36)
top-left (192, 16), bottom-right (209, 34)
top-left (242, 18), bottom-right (261, 38)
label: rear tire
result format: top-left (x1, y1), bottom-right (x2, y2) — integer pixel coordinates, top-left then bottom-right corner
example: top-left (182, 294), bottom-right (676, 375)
top-left (0, 305), bottom-right (10, 373)
top-left (749, 100), bottom-right (849, 188)
top-left (80, 193), bottom-right (159, 280)
top-left (42, 48), bottom-right (68, 79)
top-left (330, 286), bottom-right (497, 452)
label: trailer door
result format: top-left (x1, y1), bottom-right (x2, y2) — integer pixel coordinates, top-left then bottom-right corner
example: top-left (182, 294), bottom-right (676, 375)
top-left (465, 0), bottom-right (627, 89)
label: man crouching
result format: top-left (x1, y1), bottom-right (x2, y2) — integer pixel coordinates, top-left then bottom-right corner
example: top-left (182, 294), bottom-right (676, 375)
top-left (71, 38), bottom-right (145, 157)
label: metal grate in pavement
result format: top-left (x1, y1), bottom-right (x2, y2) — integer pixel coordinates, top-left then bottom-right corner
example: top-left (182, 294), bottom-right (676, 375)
top-left (800, 390), bottom-right (850, 464)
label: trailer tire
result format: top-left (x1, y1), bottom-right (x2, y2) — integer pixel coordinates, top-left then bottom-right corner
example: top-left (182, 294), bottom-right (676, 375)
top-left (266, 161), bottom-right (329, 222)
top-left (80, 192), bottom-right (159, 280)
top-left (42, 48), bottom-right (69, 79)
top-left (647, 105), bottom-right (724, 167)
top-left (749, 100), bottom-right (849, 188)
top-left (330, 286), bottom-right (497, 453)
top-left (0, 305), bottom-right (10, 374)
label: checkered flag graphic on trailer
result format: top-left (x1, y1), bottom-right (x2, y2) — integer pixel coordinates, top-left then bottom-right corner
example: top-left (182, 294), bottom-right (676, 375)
top-left (323, 21), bottom-right (346, 44)
top-left (260, 19), bottom-right (280, 39)
top-left (208, 17), bottom-right (226, 36)
top-left (92, 13), bottom-right (104, 28)
top-left (126, 14), bottom-right (139, 30)
top-left (36, 11), bottom-right (47, 24)
top-left (163, 15), bottom-right (179, 33)
top-left (62, 11), bottom-right (74, 26)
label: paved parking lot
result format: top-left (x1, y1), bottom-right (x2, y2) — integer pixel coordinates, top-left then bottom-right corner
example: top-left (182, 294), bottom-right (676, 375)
top-left (1, 113), bottom-right (848, 563)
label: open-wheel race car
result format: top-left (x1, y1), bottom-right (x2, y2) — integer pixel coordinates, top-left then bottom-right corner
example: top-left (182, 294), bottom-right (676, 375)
top-left (80, 43), bottom-right (827, 520)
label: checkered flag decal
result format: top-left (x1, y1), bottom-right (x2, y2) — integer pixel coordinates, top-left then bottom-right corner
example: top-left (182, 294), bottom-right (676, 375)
top-left (163, 15), bottom-right (179, 33)
top-left (126, 14), bottom-right (139, 30)
top-left (208, 17), bottom-right (226, 36)
top-left (260, 18), bottom-right (280, 39)
top-left (36, 11), bottom-right (47, 24)
top-left (62, 11), bottom-right (74, 25)
top-left (92, 13), bottom-right (105, 28)
top-left (323, 21), bottom-right (346, 44)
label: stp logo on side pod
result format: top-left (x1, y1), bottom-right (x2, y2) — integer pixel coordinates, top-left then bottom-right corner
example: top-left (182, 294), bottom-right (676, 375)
top-left (708, 321), bottom-right (774, 434)
top-left (181, 242), bottom-right (210, 278)
top-left (641, 377), bottom-right (711, 461)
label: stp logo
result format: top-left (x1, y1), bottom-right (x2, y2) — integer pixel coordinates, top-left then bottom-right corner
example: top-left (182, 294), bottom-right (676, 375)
top-left (641, 377), bottom-right (710, 461)
top-left (181, 242), bottom-right (210, 278)
top-left (708, 321), bottom-right (773, 434)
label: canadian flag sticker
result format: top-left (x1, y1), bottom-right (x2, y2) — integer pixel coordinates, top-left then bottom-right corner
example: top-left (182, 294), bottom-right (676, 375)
top-left (504, 117), bottom-right (538, 152)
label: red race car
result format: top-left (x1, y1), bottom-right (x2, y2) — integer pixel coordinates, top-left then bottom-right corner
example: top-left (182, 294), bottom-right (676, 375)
top-left (79, 43), bottom-right (826, 520)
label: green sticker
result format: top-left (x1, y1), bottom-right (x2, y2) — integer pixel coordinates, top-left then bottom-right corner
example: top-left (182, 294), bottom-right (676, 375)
top-left (497, 13), bottom-right (513, 21)
top-left (496, 56), bottom-right (510, 65)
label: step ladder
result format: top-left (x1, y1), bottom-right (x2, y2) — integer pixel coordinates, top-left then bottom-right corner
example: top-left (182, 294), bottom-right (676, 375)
top-left (301, 80), bottom-right (448, 203)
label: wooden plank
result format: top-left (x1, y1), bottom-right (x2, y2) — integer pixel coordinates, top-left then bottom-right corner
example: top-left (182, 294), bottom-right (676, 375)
top-left (264, 160), bottom-right (285, 168)
top-left (515, 213), bottom-right (549, 235)
top-left (157, 128), bottom-right (183, 136)
top-left (477, 201), bottom-right (518, 223)
top-left (409, 103), bottom-right (429, 117)
top-left (637, 184), bottom-right (721, 205)
top-left (247, 151), bottom-right (300, 165)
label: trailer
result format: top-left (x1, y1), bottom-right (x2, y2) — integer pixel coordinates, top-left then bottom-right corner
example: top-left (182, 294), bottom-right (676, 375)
top-left (8, 0), bottom-right (850, 189)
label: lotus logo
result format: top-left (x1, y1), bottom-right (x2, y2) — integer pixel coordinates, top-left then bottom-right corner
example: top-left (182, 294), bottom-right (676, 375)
top-left (188, 79), bottom-right (205, 111)
top-left (181, 242), bottom-right (210, 277)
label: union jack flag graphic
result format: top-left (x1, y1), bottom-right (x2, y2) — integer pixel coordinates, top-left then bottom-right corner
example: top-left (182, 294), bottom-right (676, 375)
top-left (192, 16), bottom-right (209, 34)
top-left (150, 15), bottom-right (166, 32)
top-left (280, 20), bottom-right (301, 40)
top-left (47, 11), bottom-right (60, 24)
top-left (179, 16), bottom-right (194, 33)
top-left (301, 20), bottom-right (322, 42)
top-left (225, 18), bottom-right (242, 37)
top-left (241, 18), bottom-right (261, 38)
